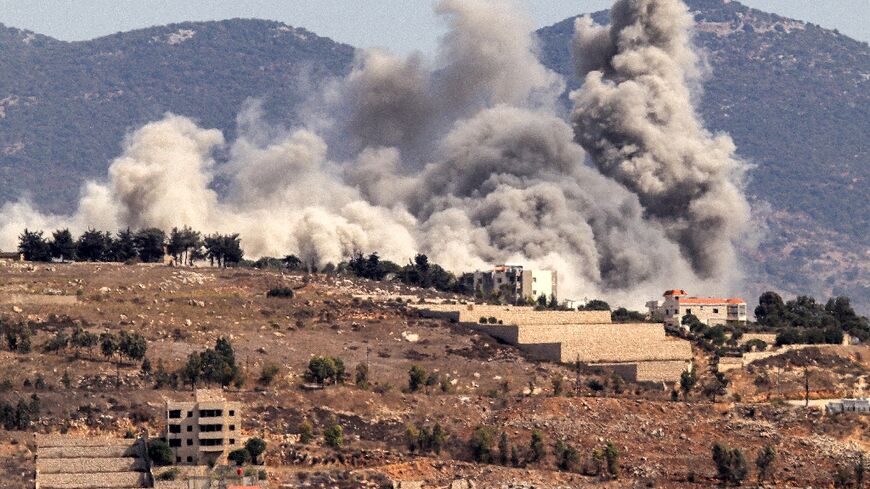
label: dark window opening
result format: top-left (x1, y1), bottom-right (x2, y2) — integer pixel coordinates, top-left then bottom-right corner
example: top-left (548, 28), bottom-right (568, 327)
top-left (169, 424), bottom-right (181, 434)
top-left (169, 439), bottom-right (181, 447)
top-left (168, 410), bottom-right (181, 419)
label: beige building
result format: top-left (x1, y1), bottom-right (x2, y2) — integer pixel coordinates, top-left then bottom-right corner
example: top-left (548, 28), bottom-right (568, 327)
top-left (649, 289), bottom-right (748, 328)
top-left (166, 389), bottom-right (242, 465)
top-left (471, 264), bottom-right (557, 303)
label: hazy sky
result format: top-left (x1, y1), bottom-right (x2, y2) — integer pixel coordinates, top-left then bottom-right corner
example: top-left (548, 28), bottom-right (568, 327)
top-left (0, 1), bottom-right (867, 54)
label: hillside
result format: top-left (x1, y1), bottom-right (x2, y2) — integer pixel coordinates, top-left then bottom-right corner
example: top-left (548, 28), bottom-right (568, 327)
top-left (0, 1), bottom-right (868, 311)
top-left (0, 262), bottom-right (867, 487)
top-left (536, 0), bottom-right (870, 311)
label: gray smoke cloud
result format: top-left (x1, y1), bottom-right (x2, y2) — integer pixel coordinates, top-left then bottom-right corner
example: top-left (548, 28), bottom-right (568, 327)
top-left (0, 0), bottom-right (749, 306)
top-left (570, 0), bottom-right (751, 279)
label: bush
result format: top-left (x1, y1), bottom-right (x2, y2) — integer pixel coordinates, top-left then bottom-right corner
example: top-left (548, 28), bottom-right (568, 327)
top-left (229, 448), bottom-right (251, 466)
top-left (408, 365), bottom-right (427, 392)
top-left (324, 421), bottom-right (343, 448)
top-left (304, 356), bottom-right (345, 385)
top-left (487, 316), bottom-right (498, 324)
top-left (148, 439), bottom-right (174, 466)
top-left (258, 364), bottom-right (280, 386)
top-left (712, 443), bottom-right (747, 486)
top-left (297, 421), bottom-right (313, 444)
top-left (266, 287), bottom-right (294, 298)
top-left (469, 426), bottom-right (495, 463)
top-left (529, 430), bottom-right (545, 462)
top-left (245, 437), bottom-right (267, 464)
top-left (156, 468), bottom-right (179, 481)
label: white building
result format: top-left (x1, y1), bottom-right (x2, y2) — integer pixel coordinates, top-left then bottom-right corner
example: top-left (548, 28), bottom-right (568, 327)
top-left (471, 264), bottom-right (557, 304)
top-left (826, 398), bottom-right (870, 414)
top-left (648, 289), bottom-right (747, 328)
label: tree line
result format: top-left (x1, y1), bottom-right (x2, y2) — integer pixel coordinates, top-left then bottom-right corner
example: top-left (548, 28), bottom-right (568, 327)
top-left (755, 291), bottom-right (869, 343)
top-left (17, 226), bottom-right (243, 267)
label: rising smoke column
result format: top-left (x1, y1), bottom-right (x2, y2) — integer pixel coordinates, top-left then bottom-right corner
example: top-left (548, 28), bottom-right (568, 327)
top-left (570, 0), bottom-right (751, 280)
top-left (0, 0), bottom-right (747, 305)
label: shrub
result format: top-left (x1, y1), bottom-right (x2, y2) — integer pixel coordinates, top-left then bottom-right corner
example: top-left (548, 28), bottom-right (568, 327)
top-left (266, 287), bottom-right (294, 298)
top-left (156, 468), bottom-right (179, 481)
top-left (324, 421), bottom-right (343, 448)
top-left (408, 365), bottom-right (427, 392)
top-left (487, 316), bottom-right (498, 324)
top-left (469, 426), bottom-right (495, 463)
top-left (529, 430), bottom-right (545, 462)
top-left (245, 437), bottom-right (266, 464)
top-left (354, 363), bottom-right (369, 389)
top-left (298, 421), bottom-right (313, 444)
top-left (755, 444), bottom-right (776, 483)
top-left (229, 448), bottom-right (251, 466)
top-left (712, 443), bottom-right (747, 486)
top-left (147, 439), bottom-right (174, 466)
top-left (304, 356), bottom-right (345, 385)
top-left (258, 364), bottom-right (280, 386)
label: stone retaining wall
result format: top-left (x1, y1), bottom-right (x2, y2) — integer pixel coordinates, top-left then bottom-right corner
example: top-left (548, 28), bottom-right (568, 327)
top-left (37, 471), bottom-right (148, 489)
top-left (37, 457), bottom-right (146, 474)
top-left (0, 294), bottom-right (78, 305)
top-left (413, 304), bottom-right (611, 325)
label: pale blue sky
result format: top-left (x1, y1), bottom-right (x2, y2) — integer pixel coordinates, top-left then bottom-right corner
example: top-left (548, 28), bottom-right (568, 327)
top-left (0, 1), bottom-right (867, 54)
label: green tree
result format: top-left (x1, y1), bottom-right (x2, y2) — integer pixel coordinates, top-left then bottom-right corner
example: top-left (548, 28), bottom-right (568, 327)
top-left (76, 228), bottom-right (112, 261)
top-left (755, 444), bottom-right (776, 484)
top-left (228, 448), bottom-right (251, 466)
top-left (583, 299), bottom-right (611, 311)
top-left (755, 291), bottom-right (786, 326)
top-left (99, 332), bottom-right (119, 362)
top-left (18, 229), bottom-right (51, 262)
top-left (430, 423), bottom-right (447, 454)
top-left (111, 228), bottom-right (138, 262)
top-left (134, 228), bottom-right (166, 263)
top-left (118, 331), bottom-right (147, 362)
top-left (50, 229), bottom-right (76, 262)
top-left (469, 426), bottom-right (495, 463)
top-left (258, 364), bottom-right (280, 386)
top-left (304, 356), bottom-right (344, 386)
top-left (297, 421), bottom-right (313, 444)
top-left (148, 439), bottom-right (174, 466)
top-left (244, 437), bottom-right (266, 464)
top-left (324, 420), bottom-right (343, 448)
top-left (408, 365), bottom-right (428, 392)
top-left (712, 443), bottom-right (747, 486)
top-left (529, 430), bottom-right (545, 462)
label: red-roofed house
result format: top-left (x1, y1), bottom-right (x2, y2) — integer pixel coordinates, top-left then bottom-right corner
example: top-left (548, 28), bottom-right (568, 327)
top-left (649, 290), bottom-right (747, 327)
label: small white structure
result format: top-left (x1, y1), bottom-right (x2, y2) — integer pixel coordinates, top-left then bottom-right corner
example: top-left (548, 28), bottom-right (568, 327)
top-left (648, 289), bottom-right (747, 328)
top-left (826, 398), bottom-right (870, 414)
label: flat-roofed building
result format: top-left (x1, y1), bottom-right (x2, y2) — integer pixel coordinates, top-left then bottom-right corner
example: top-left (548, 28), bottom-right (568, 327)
top-left (649, 289), bottom-right (748, 328)
top-left (165, 389), bottom-right (242, 465)
top-left (471, 264), bottom-right (557, 303)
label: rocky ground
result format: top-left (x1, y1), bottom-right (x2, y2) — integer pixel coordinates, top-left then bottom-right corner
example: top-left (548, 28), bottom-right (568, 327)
top-left (0, 262), bottom-right (867, 488)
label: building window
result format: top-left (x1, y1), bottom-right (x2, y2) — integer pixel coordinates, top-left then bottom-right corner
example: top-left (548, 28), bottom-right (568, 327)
top-left (686, 308), bottom-right (692, 314)
top-left (169, 424), bottom-right (181, 434)
top-left (169, 439), bottom-right (181, 447)
top-left (186, 439), bottom-right (193, 446)
top-left (200, 438), bottom-right (223, 447)
top-left (186, 456), bottom-right (192, 463)
top-left (199, 409), bottom-right (223, 417)
top-left (187, 425), bottom-right (192, 432)
top-left (176, 457), bottom-right (181, 463)
top-left (187, 411), bottom-right (193, 418)
top-left (713, 308), bottom-right (719, 314)
top-left (199, 424), bottom-right (224, 432)
top-left (168, 410), bottom-right (181, 419)
top-left (229, 439), bottom-right (235, 445)
top-left (229, 425), bottom-right (235, 431)
top-left (229, 410), bottom-right (234, 416)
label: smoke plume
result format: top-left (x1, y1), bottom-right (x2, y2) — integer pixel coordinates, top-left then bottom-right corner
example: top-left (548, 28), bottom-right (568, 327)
top-left (570, 0), bottom-right (751, 279)
top-left (0, 0), bottom-right (750, 305)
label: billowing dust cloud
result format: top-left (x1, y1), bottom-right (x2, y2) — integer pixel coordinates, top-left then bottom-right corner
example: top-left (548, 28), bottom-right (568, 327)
top-left (0, 0), bottom-right (750, 305)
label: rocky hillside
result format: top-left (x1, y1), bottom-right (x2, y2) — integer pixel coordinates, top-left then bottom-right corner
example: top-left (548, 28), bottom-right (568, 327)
top-left (0, 1), bottom-right (867, 310)
top-left (536, 0), bottom-right (870, 311)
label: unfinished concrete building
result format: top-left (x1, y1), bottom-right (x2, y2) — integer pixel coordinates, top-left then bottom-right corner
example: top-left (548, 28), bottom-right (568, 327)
top-left (166, 389), bottom-right (242, 465)
top-left (35, 434), bottom-right (150, 489)
top-left (470, 265), bottom-right (557, 303)
top-left (415, 304), bottom-right (692, 383)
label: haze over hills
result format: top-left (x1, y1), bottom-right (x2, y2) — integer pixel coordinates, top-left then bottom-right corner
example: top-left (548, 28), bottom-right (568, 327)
top-left (0, 0), bottom-right (867, 310)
